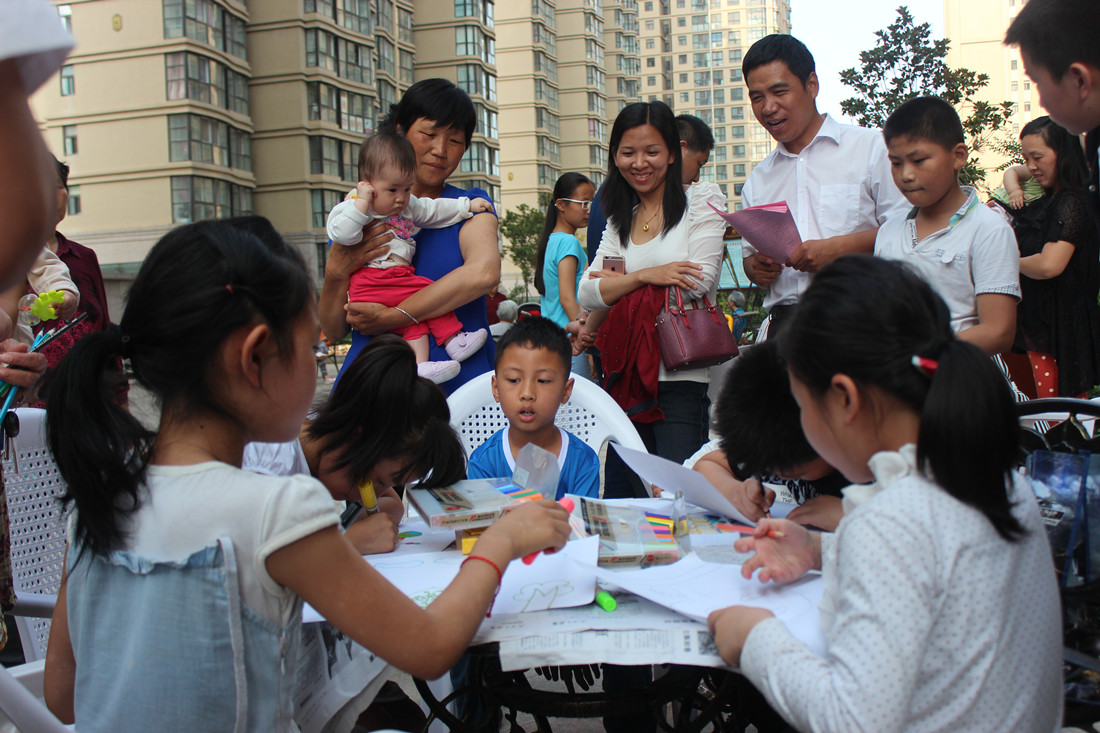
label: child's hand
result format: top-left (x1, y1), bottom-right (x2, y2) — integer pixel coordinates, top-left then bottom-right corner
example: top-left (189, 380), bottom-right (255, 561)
top-left (56, 291), bottom-right (79, 322)
top-left (1008, 189), bottom-right (1025, 209)
top-left (734, 519), bottom-right (818, 583)
top-left (354, 181), bottom-right (375, 213)
top-left (0, 339), bottom-right (47, 389)
top-left (469, 197), bottom-right (493, 214)
top-left (707, 605), bottom-right (775, 667)
top-left (488, 499), bottom-right (571, 560)
top-left (785, 495), bottom-right (843, 532)
top-left (344, 512), bottom-right (399, 555)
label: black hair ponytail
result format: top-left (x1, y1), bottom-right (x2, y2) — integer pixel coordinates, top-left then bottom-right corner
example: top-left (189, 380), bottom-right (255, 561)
top-left (780, 255), bottom-right (1025, 541)
top-left (48, 217), bottom-right (313, 557)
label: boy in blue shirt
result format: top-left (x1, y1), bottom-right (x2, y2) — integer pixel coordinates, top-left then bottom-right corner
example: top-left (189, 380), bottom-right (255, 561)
top-left (467, 316), bottom-right (600, 499)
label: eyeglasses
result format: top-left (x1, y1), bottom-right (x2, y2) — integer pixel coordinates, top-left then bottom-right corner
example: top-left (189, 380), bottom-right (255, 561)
top-left (559, 198), bottom-right (593, 211)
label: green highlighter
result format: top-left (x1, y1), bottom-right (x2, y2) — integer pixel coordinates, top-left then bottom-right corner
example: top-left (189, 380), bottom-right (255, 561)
top-left (594, 590), bottom-right (617, 612)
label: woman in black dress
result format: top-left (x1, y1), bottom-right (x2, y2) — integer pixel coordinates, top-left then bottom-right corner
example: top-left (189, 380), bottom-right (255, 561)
top-left (1002, 116), bottom-right (1100, 397)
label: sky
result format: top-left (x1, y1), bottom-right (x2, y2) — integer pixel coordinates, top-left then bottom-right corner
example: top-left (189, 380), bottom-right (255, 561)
top-left (791, 0), bottom-right (946, 122)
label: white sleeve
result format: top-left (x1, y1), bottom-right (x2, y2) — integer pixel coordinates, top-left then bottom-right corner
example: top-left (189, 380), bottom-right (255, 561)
top-left (739, 511), bottom-right (937, 733)
top-left (26, 246), bottom-right (78, 298)
top-left (254, 474), bottom-right (341, 596)
top-left (326, 193), bottom-right (375, 245)
top-left (740, 177), bottom-right (758, 257)
top-left (242, 440), bottom-right (311, 477)
top-left (2, 0), bottom-right (75, 94)
top-left (867, 135), bottom-right (910, 225)
top-left (404, 195), bottom-right (474, 228)
top-left (577, 219), bottom-right (624, 311)
top-left (970, 215), bottom-right (1022, 300)
top-left (682, 183), bottom-right (728, 298)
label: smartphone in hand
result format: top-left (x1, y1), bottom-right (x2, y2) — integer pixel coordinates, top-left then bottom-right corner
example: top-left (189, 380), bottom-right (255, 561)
top-left (603, 255), bottom-right (625, 274)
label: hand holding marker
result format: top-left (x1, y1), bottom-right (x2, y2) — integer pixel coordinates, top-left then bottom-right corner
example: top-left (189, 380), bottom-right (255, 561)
top-left (522, 496), bottom-right (575, 564)
top-left (358, 478), bottom-right (380, 515)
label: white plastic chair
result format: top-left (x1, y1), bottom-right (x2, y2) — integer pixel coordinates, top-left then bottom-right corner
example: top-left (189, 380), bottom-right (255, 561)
top-left (0, 661), bottom-right (70, 732)
top-left (1, 409), bottom-right (68, 663)
top-left (447, 371), bottom-right (648, 458)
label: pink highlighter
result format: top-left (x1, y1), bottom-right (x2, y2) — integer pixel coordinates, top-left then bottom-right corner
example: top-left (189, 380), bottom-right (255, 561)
top-left (522, 497), bottom-right (576, 564)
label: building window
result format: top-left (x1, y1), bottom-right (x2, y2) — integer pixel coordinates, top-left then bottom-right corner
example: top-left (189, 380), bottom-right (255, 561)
top-left (714, 145), bottom-right (726, 162)
top-left (66, 185), bottom-right (81, 215)
top-left (733, 144), bottom-right (745, 157)
top-left (536, 107), bottom-right (560, 136)
top-left (727, 30), bottom-right (740, 44)
top-left (308, 82), bottom-right (339, 124)
top-left (476, 102), bottom-right (498, 138)
top-left (733, 163), bottom-right (745, 176)
top-left (399, 49), bottom-right (414, 84)
top-left (163, 0), bottom-right (247, 60)
top-left (60, 65), bottom-right (74, 96)
top-left (377, 79), bottom-right (398, 113)
top-left (62, 125), bottom-right (77, 156)
top-left (171, 176), bottom-right (251, 223)
top-left (587, 118), bottom-right (606, 140)
top-left (535, 78), bottom-right (559, 107)
top-left (589, 144), bottom-right (607, 168)
top-left (538, 163), bottom-right (560, 186)
top-left (587, 91), bottom-right (605, 116)
top-left (309, 136), bottom-right (357, 180)
top-left (311, 189), bottom-right (344, 229)
top-left (398, 7), bottom-right (414, 43)
top-left (309, 83), bottom-right (372, 133)
top-left (459, 141), bottom-right (498, 176)
top-left (168, 114), bottom-right (252, 171)
top-left (457, 64), bottom-right (497, 101)
top-left (305, 0), bottom-right (373, 35)
top-left (377, 37), bottom-right (395, 76)
top-left (305, 28), bottom-right (338, 72)
top-left (1011, 81), bottom-right (1018, 92)
top-left (339, 38), bottom-right (372, 83)
top-left (1011, 59), bottom-right (1018, 70)
top-left (714, 126), bottom-right (726, 142)
top-left (455, 25), bottom-right (484, 58)
top-left (377, 0), bottom-right (394, 28)
top-left (537, 135), bottom-right (559, 159)
top-left (57, 4), bottom-right (72, 32)
top-left (534, 51), bottom-right (558, 82)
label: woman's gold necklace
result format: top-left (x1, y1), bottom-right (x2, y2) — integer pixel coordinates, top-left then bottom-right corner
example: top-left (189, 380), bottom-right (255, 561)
top-left (640, 205), bottom-right (662, 232)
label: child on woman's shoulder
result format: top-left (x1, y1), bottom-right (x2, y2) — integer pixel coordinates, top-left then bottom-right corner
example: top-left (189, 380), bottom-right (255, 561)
top-left (468, 316), bottom-right (600, 500)
top-left (874, 96), bottom-right (1019, 357)
top-left (708, 255), bottom-right (1061, 731)
top-left (326, 132), bottom-right (492, 383)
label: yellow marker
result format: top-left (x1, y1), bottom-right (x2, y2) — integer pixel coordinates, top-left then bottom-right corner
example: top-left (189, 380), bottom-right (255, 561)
top-left (358, 479), bottom-right (380, 515)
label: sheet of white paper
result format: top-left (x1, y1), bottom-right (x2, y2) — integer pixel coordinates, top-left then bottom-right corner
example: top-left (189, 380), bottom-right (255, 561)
top-left (612, 444), bottom-right (755, 524)
top-left (591, 552), bottom-right (827, 657)
top-left (392, 516), bottom-right (456, 555)
top-left (302, 536), bottom-right (600, 623)
top-left (498, 626), bottom-right (727, 671)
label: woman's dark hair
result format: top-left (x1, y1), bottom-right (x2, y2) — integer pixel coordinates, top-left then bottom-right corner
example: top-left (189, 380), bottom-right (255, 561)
top-left (535, 172), bottom-right (593, 294)
top-left (778, 255), bottom-right (1025, 541)
top-left (307, 336), bottom-right (465, 491)
top-left (602, 101), bottom-right (687, 248)
top-left (378, 78), bottom-right (477, 147)
top-left (1020, 115), bottom-right (1089, 191)
top-left (47, 217), bottom-right (313, 557)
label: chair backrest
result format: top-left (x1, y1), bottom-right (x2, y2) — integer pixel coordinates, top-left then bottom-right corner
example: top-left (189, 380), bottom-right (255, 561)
top-left (1, 408), bottom-right (69, 663)
top-left (447, 371), bottom-right (647, 458)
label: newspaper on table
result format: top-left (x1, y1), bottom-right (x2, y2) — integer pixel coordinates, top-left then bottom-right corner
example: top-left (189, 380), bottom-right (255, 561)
top-left (293, 623), bottom-right (390, 733)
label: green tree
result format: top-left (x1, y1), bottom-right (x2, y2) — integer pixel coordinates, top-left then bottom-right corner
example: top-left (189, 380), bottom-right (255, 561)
top-left (498, 195), bottom-right (549, 299)
top-left (839, 6), bottom-right (1015, 187)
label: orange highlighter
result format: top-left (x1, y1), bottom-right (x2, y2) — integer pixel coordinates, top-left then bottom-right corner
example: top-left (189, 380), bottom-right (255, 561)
top-left (717, 522), bottom-right (785, 539)
top-left (522, 497), bottom-right (576, 564)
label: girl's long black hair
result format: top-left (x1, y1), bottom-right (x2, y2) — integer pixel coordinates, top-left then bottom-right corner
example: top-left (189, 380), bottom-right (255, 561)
top-left (306, 335), bottom-right (465, 490)
top-left (779, 255), bottom-right (1025, 541)
top-left (534, 172), bottom-right (593, 295)
top-left (601, 101), bottom-right (687, 248)
top-left (47, 217), bottom-right (313, 557)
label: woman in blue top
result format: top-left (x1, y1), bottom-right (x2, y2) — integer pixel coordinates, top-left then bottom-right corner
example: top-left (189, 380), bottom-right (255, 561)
top-left (320, 79), bottom-right (499, 394)
top-left (534, 172), bottom-right (595, 379)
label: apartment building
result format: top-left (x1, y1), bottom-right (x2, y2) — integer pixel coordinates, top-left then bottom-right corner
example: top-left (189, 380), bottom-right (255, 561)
top-left (637, 0), bottom-right (792, 210)
top-left (32, 0), bottom-right (507, 309)
top-left (944, 0), bottom-right (1044, 182)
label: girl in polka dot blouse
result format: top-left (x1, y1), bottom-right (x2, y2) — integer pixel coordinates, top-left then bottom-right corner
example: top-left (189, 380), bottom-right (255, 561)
top-left (708, 256), bottom-right (1062, 732)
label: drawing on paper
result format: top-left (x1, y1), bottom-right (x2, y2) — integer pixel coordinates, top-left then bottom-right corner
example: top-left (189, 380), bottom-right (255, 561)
top-left (511, 580), bottom-right (575, 612)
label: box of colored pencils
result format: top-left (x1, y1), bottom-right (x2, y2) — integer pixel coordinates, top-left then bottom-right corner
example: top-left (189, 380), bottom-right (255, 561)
top-left (576, 497), bottom-right (680, 568)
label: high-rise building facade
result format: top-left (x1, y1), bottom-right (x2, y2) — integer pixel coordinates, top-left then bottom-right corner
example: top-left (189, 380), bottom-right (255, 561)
top-left (944, 0), bottom-right (1044, 182)
top-left (637, 0), bottom-right (791, 211)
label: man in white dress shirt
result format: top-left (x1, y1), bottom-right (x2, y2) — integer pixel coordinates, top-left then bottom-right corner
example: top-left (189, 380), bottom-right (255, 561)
top-left (740, 35), bottom-right (908, 336)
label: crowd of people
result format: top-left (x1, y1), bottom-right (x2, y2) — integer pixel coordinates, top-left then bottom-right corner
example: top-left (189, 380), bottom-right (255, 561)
top-left (2, 0), bottom-right (1099, 730)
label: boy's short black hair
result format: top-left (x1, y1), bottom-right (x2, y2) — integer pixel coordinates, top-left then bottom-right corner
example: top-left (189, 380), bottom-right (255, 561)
top-left (742, 34), bottom-right (816, 87)
top-left (676, 114), bottom-right (714, 153)
top-left (1005, 0), bottom-right (1100, 80)
top-left (715, 340), bottom-right (817, 477)
top-left (494, 316), bottom-right (571, 373)
top-left (882, 96), bottom-right (965, 149)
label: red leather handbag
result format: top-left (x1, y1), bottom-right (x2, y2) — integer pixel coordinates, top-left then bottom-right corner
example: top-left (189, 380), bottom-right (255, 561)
top-left (654, 287), bottom-right (739, 371)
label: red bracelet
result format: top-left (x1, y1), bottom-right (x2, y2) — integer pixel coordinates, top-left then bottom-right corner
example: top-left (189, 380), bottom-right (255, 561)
top-left (462, 554), bottom-right (503, 617)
